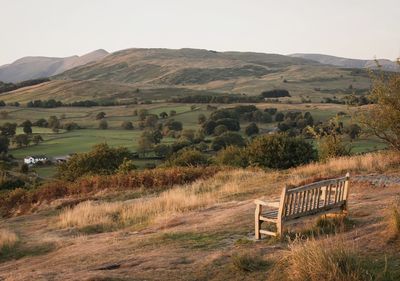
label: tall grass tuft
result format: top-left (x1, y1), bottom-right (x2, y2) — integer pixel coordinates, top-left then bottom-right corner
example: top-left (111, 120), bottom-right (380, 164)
top-left (387, 196), bottom-right (400, 242)
top-left (0, 228), bottom-right (18, 251)
top-left (279, 239), bottom-right (371, 281)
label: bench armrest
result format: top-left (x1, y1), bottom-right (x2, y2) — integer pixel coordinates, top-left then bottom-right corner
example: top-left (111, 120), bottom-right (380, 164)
top-left (254, 199), bottom-right (280, 208)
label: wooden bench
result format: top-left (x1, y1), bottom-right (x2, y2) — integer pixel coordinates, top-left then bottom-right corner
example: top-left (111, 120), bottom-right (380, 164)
top-left (255, 173), bottom-right (350, 239)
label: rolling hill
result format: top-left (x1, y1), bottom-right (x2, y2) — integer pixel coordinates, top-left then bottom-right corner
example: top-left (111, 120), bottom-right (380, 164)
top-left (0, 48), bottom-right (374, 103)
top-left (291, 53), bottom-right (399, 72)
top-left (0, 49), bottom-right (109, 83)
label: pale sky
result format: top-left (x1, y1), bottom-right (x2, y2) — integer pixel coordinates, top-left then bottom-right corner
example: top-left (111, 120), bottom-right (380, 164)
top-left (1, 0), bottom-right (399, 65)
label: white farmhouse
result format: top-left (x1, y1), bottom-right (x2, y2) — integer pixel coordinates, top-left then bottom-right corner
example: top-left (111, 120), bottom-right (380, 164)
top-left (24, 155), bottom-right (48, 165)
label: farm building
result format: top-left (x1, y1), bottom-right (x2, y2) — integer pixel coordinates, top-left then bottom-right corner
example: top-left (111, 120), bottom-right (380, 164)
top-left (24, 155), bottom-right (48, 165)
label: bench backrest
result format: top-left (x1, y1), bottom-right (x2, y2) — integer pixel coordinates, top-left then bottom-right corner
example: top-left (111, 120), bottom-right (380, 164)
top-left (278, 173), bottom-right (350, 221)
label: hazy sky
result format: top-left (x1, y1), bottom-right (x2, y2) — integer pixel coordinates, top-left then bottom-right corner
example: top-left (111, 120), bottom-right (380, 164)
top-left (1, 0), bottom-right (399, 65)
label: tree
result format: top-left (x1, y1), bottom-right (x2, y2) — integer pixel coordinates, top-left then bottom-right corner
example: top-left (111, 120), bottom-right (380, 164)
top-left (215, 118), bottom-right (240, 131)
top-left (198, 114), bottom-right (206, 124)
top-left (215, 146), bottom-right (249, 168)
top-left (167, 149), bottom-right (210, 167)
top-left (169, 110), bottom-right (177, 117)
top-left (62, 122), bottom-right (80, 131)
top-left (159, 112), bottom-right (168, 119)
top-left (34, 118), bottom-right (48, 128)
top-left (346, 124), bottom-right (362, 141)
top-left (211, 132), bottom-right (245, 151)
top-left (96, 112), bottom-right (106, 120)
top-left (275, 112), bottom-right (285, 122)
top-left (99, 120), bottom-right (108, 130)
top-left (214, 125), bottom-right (228, 136)
top-left (137, 130), bottom-right (155, 156)
top-left (168, 121), bottom-right (183, 131)
top-left (202, 120), bottom-right (217, 135)
top-left (245, 123), bottom-right (259, 136)
top-left (12, 134), bottom-right (30, 148)
top-left (57, 143), bottom-right (132, 181)
top-left (0, 123), bottom-right (17, 137)
top-left (48, 116), bottom-right (60, 130)
top-left (0, 136), bottom-right (10, 153)
top-left (121, 121), bottom-right (134, 130)
top-left (357, 69), bottom-right (400, 150)
top-left (32, 135), bottom-right (43, 145)
top-left (21, 120), bottom-right (32, 134)
top-left (247, 134), bottom-right (316, 169)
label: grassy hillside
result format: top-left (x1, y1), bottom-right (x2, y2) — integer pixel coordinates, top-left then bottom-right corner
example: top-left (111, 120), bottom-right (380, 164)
top-left (1, 152), bottom-right (400, 280)
top-left (1, 48), bottom-right (372, 104)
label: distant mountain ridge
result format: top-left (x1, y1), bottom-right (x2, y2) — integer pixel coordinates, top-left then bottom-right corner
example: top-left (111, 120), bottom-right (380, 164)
top-left (290, 53), bottom-right (399, 72)
top-left (0, 49), bottom-right (109, 83)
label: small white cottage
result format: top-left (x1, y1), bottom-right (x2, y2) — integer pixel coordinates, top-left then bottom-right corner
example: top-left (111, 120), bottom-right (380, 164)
top-left (24, 155), bottom-right (48, 165)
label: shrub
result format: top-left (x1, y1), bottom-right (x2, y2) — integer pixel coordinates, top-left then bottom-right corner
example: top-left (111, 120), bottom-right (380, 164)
top-left (167, 149), bottom-right (210, 167)
top-left (117, 158), bottom-right (137, 174)
top-left (215, 118), bottom-right (240, 131)
top-left (245, 123), bottom-right (259, 136)
top-left (318, 135), bottom-right (351, 162)
top-left (121, 121), bottom-right (134, 130)
top-left (98, 120), bottom-right (108, 130)
top-left (57, 143), bottom-right (132, 181)
top-left (215, 146), bottom-right (249, 167)
top-left (211, 132), bottom-right (245, 151)
top-left (214, 125), bottom-right (228, 136)
top-left (247, 134), bottom-right (316, 169)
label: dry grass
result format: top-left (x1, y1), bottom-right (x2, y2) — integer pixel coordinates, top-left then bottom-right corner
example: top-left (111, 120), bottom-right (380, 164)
top-left (0, 228), bottom-right (18, 249)
top-left (387, 196), bottom-right (400, 242)
top-left (58, 152), bottom-right (400, 233)
top-left (273, 238), bottom-right (371, 281)
top-left (287, 151), bottom-right (400, 186)
top-left (59, 169), bottom-right (268, 231)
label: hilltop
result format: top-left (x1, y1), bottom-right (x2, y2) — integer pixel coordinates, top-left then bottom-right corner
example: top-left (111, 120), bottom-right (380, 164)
top-left (0, 49), bottom-right (109, 83)
top-left (291, 53), bottom-right (399, 72)
top-left (1, 48), bottom-right (373, 104)
top-left (1, 152), bottom-right (400, 280)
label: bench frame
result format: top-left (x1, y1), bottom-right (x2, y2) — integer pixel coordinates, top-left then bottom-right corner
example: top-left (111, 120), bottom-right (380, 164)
top-left (255, 173), bottom-right (350, 239)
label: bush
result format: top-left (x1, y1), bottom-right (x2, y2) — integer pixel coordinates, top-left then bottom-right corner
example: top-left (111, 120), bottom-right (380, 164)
top-left (121, 121), bottom-right (134, 130)
top-left (215, 118), bottom-right (240, 131)
top-left (215, 146), bottom-right (249, 167)
top-left (98, 120), bottom-right (108, 130)
top-left (247, 134), bottom-right (316, 169)
top-left (318, 135), bottom-right (351, 162)
top-left (211, 132), bottom-right (245, 151)
top-left (167, 149), bottom-right (210, 167)
top-left (57, 143), bottom-right (133, 181)
top-left (245, 123), bottom-right (259, 136)
top-left (214, 125), bottom-right (228, 136)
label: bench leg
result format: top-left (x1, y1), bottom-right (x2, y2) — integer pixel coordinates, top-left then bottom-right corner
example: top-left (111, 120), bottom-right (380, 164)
top-left (255, 204), bottom-right (261, 240)
top-left (277, 220), bottom-right (283, 238)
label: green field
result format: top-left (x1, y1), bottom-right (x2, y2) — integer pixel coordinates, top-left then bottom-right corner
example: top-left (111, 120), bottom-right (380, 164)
top-left (3, 101), bottom-right (386, 178)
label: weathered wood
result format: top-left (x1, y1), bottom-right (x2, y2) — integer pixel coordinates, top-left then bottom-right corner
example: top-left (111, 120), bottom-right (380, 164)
top-left (254, 173), bottom-right (350, 239)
